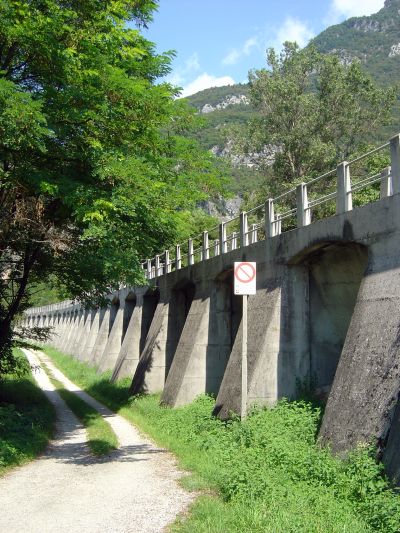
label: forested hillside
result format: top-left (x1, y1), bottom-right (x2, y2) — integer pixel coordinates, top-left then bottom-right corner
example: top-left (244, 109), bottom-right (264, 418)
top-left (184, 0), bottom-right (400, 195)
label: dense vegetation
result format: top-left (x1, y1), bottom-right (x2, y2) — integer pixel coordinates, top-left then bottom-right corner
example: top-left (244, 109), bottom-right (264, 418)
top-left (312, 0), bottom-right (400, 88)
top-left (44, 347), bottom-right (400, 533)
top-left (0, 349), bottom-right (55, 475)
top-left (0, 0), bottom-right (224, 375)
top-left (185, 1), bottom-right (400, 197)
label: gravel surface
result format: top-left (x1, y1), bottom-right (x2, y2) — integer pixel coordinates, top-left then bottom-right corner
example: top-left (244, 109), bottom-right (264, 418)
top-left (0, 349), bottom-right (194, 533)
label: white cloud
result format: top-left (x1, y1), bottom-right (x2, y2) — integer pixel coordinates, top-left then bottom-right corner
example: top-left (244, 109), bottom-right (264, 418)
top-left (184, 53), bottom-right (200, 73)
top-left (275, 17), bottom-right (314, 49)
top-left (223, 49), bottom-right (240, 66)
top-left (327, 0), bottom-right (384, 23)
top-left (180, 73), bottom-right (236, 98)
top-left (166, 52), bottom-right (201, 87)
top-left (222, 36), bottom-right (260, 65)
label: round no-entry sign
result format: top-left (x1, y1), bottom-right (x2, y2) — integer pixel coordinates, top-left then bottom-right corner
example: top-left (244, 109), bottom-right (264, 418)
top-left (234, 262), bottom-right (256, 295)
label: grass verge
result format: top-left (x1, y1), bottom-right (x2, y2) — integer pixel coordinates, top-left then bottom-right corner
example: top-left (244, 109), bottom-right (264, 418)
top-left (0, 348), bottom-right (55, 476)
top-left (43, 345), bottom-right (400, 533)
top-left (41, 360), bottom-right (118, 456)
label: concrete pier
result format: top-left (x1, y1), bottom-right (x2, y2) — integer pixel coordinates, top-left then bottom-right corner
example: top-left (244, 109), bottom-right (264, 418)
top-left (24, 149), bottom-right (400, 485)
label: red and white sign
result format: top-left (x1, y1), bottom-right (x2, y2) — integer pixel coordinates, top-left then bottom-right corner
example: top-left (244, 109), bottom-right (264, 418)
top-left (234, 262), bottom-right (256, 295)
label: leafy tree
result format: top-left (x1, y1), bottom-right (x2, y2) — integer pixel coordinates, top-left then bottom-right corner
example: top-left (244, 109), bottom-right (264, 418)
top-left (0, 0), bottom-right (224, 374)
top-left (246, 42), bottom-right (396, 193)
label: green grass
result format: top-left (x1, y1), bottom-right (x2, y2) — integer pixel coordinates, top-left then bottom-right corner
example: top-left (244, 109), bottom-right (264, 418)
top-left (41, 360), bottom-right (118, 456)
top-left (43, 346), bottom-right (400, 533)
top-left (0, 348), bottom-right (55, 476)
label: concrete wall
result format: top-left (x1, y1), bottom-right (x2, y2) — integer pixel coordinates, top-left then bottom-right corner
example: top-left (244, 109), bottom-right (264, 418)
top-left (24, 192), bottom-right (400, 485)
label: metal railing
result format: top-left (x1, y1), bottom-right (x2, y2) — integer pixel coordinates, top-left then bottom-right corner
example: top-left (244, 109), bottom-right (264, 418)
top-left (142, 134), bottom-right (400, 280)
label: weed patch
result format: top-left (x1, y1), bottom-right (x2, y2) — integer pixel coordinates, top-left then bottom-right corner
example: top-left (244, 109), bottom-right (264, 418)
top-left (43, 346), bottom-right (400, 533)
top-left (0, 349), bottom-right (55, 475)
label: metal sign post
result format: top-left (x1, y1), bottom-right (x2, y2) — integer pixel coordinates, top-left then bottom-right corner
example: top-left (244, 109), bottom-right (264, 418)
top-left (241, 293), bottom-right (248, 420)
top-left (234, 262), bottom-right (256, 420)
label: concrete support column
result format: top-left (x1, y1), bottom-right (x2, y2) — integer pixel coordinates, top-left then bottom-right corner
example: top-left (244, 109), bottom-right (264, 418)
top-left (161, 294), bottom-right (211, 407)
top-left (90, 308), bottom-right (111, 366)
top-left (112, 295), bottom-right (144, 381)
top-left (319, 236), bottom-right (400, 460)
top-left (336, 162), bottom-right (352, 214)
top-left (58, 313), bottom-right (70, 350)
top-left (81, 309), bottom-right (101, 362)
top-left (214, 281), bottom-right (284, 419)
top-left (71, 309), bottom-right (86, 358)
top-left (62, 311), bottom-right (78, 354)
top-left (390, 134), bottom-right (400, 194)
top-left (98, 303), bottom-right (125, 373)
top-left (296, 183), bottom-right (311, 227)
top-left (130, 299), bottom-right (170, 395)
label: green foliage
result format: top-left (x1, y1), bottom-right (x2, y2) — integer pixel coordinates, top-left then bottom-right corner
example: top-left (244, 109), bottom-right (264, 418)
top-left (0, 0), bottom-right (227, 370)
top-left (0, 350), bottom-right (55, 475)
top-left (247, 42), bottom-right (395, 187)
top-left (44, 346), bottom-right (400, 533)
top-left (0, 334), bottom-right (31, 377)
top-left (184, 0), bottom-right (400, 199)
top-left (312, 0), bottom-right (400, 91)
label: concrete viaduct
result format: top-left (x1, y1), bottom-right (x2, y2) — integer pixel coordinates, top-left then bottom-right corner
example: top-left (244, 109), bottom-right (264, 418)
top-left (24, 135), bottom-right (400, 483)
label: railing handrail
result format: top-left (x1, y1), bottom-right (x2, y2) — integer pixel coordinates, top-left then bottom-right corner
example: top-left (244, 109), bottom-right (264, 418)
top-left (142, 134), bottom-right (399, 280)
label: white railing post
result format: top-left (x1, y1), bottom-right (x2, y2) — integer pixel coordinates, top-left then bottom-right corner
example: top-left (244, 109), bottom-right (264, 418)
top-left (214, 239), bottom-right (220, 256)
top-left (151, 266), bottom-right (155, 278)
top-left (265, 198), bottom-right (280, 237)
top-left (165, 250), bottom-right (171, 273)
top-left (146, 259), bottom-right (151, 279)
top-left (231, 232), bottom-right (238, 250)
top-left (175, 245), bottom-right (181, 270)
top-left (155, 255), bottom-right (160, 277)
top-left (240, 211), bottom-right (249, 247)
top-left (380, 167), bottom-right (392, 199)
top-left (250, 224), bottom-right (258, 244)
top-left (336, 162), bottom-right (352, 214)
top-left (275, 214), bottom-right (282, 235)
top-left (296, 183), bottom-right (311, 227)
top-left (390, 134), bottom-right (400, 194)
top-left (201, 231), bottom-right (209, 261)
top-left (219, 222), bottom-right (227, 254)
top-left (188, 238), bottom-right (194, 265)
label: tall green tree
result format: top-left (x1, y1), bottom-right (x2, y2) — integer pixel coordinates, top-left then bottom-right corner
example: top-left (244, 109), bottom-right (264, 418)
top-left (246, 42), bottom-right (396, 192)
top-left (0, 0), bottom-right (224, 374)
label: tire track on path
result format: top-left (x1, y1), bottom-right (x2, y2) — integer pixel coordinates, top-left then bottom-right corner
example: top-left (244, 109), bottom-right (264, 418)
top-left (0, 349), bottom-right (193, 533)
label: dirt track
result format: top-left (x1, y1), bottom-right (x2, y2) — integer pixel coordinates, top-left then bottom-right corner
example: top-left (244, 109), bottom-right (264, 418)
top-left (0, 349), bottom-right (193, 533)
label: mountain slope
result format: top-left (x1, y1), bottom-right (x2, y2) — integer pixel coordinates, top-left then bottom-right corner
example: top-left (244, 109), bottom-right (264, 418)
top-left (184, 0), bottom-right (400, 200)
top-left (312, 0), bottom-right (400, 87)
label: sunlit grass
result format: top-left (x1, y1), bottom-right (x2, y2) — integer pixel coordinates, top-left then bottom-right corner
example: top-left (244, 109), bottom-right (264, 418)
top-left (0, 349), bottom-right (55, 476)
top-left (43, 346), bottom-right (400, 533)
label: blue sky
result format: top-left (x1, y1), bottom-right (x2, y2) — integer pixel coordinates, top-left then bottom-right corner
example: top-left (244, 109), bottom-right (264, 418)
top-left (144, 0), bottom-right (385, 96)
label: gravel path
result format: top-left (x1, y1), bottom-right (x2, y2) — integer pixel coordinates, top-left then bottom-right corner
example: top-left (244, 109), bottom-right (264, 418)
top-left (0, 349), bottom-right (194, 533)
